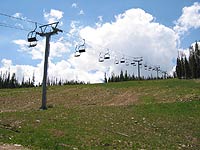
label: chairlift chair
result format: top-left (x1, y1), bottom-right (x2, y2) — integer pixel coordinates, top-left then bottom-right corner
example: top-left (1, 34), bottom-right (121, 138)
top-left (120, 57), bottom-right (125, 63)
top-left (99, 52), bottom-right (104, 62)
top-left (104, 53), bottom-right (110, 59)
top-left (74, 52), bottom-right (80, 57)
top-left (74, 46), bottom-right (81, 57)
top-left (27, 22), bottom-right (38, 48)
top-left (115, 59), bottom-right (119, 64)
top-left (27, 31), bottom-right (37, 47)
top-left (99, 58), bottom-right (104, 62)
top-left (78, 39), bottom-right (86, 53)
top-left (104, 49), bottom-right (110, 59)
top-left (125, 59), bottom-right (129, 66)
top-left (131, 60), bottom-right (135, 65)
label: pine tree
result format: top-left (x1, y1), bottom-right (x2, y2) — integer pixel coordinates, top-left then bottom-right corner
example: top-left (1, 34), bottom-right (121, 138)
top-left (189, 47), bottom-right (197, 78)
top-left (31, 73), bottom-right (35, 87)
top-left (120, 70), bottom-right (124, 81)
top-left (176, 57), bottom-right (182, 79)
top-left (111, 73), bottom-right (115, 82)
top-left (181, 56), bottom-right (185, 78)
top-left (124, 70), bottom-right (128, 81)
top-left (184, 57), bottom-right (191, 79)
top-left (104, 72), bottom-right (107, 83)
top-left (10, 73), bottom-right (17, 88)
top-left (194, 41), bottom-right (200, 78)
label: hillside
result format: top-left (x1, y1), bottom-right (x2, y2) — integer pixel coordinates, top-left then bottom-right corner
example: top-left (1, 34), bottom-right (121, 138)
top-left (0, 79), bottom-right (200, 149)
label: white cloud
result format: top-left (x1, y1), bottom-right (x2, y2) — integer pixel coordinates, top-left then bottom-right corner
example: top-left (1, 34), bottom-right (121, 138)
top-left (80, 8), bottom-right (178, 76)
top-left (71, 2), bottom-right (85, 16)
top-left (0, 59), bottom-right (41, 84)
top-left (13, 38), bottom-right (71, 60)
top-left (69, 20), bottom-right (82, 36)
top-left (13, 13), bottom-right (25, 19)
top-left (1, 59), bottom-right (12, 67)
top-left (174, 2), bottom-right (200, 35)
top-left (79, 10), bottom-right (84, 15)
top-left (72, 3), bottom-right (77, 8)
top-left (43, 9), bottom-right (64, 23)
top-left (2, 7), bottom-right (185, 84)
top-left (96, 16), bottom-right (103, 27)
top-left (12, 13), bottom-right (26, 29)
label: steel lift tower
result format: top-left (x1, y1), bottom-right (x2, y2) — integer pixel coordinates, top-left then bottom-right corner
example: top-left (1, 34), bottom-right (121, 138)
top-left (28, 22), bottom-right (63, 110)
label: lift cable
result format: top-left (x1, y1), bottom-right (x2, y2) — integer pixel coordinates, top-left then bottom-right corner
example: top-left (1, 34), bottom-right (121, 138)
top-left (0, 22), bottom-right (30, 32)
top-left (0, 12), bottom-right (85, 42)
top-left (0, 12), bottom-right (43, 25)
top-left (0, 12), bottom-right (166, 74)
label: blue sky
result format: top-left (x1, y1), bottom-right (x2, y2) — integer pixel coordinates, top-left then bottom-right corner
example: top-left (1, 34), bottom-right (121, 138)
top-left (0, 0), bottom-right (200, 83)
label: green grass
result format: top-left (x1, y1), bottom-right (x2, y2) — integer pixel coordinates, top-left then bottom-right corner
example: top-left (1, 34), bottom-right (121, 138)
top-left (0, 79), bottom-right (200, 149)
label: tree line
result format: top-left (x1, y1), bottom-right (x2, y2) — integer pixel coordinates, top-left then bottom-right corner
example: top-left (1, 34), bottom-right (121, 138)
top-left (176, 41), bottom-right (200, 79)
top-left (46, 77), bottom-right (86, 86)
top-left (105, 70), bottom-right (168, 83)
top-left (0, 71), bottom-right (35, 89)
top-left (0, 71), bottom-right (86, 89)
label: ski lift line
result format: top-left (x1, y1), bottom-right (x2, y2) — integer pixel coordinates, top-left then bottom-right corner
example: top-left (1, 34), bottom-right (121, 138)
top-left (0, 12), bottom-right (85, 41)
top-left (0, 12), bottom-right (164, 71)
top-left (62, 30), bottom-right (83, 39)
top-left (83, 39), bottom-right (143, 60)
top-left (0, 12), bottom-right (43, 25)
top-left (0, 23), bottom-right (30, 31)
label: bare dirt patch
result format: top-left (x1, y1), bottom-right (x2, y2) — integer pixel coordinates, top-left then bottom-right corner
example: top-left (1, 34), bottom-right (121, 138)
top-left (103, 90), bottom-right (139, 106)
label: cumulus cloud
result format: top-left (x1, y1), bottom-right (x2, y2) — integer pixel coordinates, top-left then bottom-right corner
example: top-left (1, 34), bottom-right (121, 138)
top-left (71, 2), bottom-right (85, 16)
top-left (13, 13), bottom-right (25, 19)
top-left (0, 59), bottom-right (40, 84)
top-left (43, 9), bottom-right (64, 24)
top-left (174, 2), bottom-right (200, 35)
top-left (1, 59), bottom-right (12, 67)
top-left (79, 10), bottom-right (84, 15)
top-left (96, 16), bottom-right (103, 27)
top-left (72, 3), bottom-right (77, 8)
top-left (13, 38), bottom-right (71, 60)
top-left (80, 8), bottom-right (178, 77)
top-left (3, 5), bottom-right (198, 84)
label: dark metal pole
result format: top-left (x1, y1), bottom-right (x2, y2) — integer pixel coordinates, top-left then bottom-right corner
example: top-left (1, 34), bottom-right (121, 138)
top-left (27, 22), bottom-right (62, 110)
top-left (41, 34), bottom-right (51, 110)
top-left (137, 61), bottom-right (140, 79)
top-left (156, 69), bottom-right (159, 79)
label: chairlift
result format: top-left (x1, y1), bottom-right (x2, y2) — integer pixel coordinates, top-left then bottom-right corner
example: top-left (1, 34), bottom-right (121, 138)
top-left (27, 31), bottom-right (37, 47)
top-left (74, 46), bottom-right (81, 57)
top-left (78, 39), bottom-right (86, 53)
top-left (27, 23), bottom-right (38, 47)
top-left (99, 53), bottom-right (104, 62)
top-left (115, 59), bottom-right (119, 64)
top-left (125, 59), bottom-right (129, 66)
top-left (131, 60), bottom-right (135, 65)
top-left (74, 52), bottom-right (80, 57)
top-left (120, 57), bottom-right (125, 63)
top-left (104, 49), bottom-right (110, 59)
